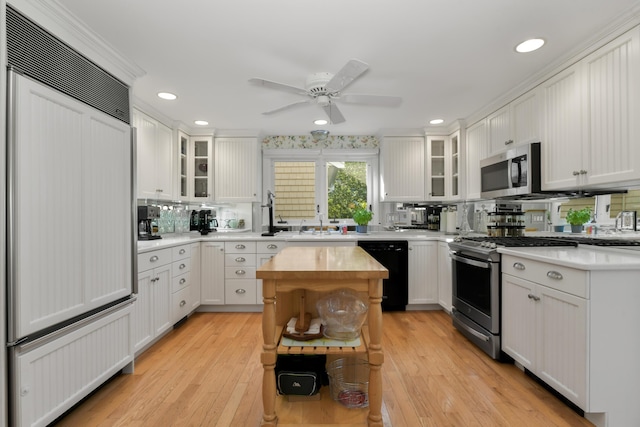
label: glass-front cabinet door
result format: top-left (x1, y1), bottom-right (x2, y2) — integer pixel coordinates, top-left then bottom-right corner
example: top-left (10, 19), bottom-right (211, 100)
top-left (427, 136), bottom-right (446, 199)
top-left (178, 131), bottom-right (188, 199)
top-left (192, 136), bottom-right (213, 200)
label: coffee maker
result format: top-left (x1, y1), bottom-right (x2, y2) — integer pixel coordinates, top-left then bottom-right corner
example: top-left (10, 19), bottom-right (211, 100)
top-left (138, 205), bottom-right (162, 240)
top-left (198, 210), bottom-right (217, 235)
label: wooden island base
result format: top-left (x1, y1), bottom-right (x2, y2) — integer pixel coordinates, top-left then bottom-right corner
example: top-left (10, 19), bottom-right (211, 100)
top-left (256, 246), bottom-right (389, 426)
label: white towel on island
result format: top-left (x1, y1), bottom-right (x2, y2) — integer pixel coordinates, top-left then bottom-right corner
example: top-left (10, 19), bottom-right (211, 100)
top-left (286, 317), bottom-right (322, 334)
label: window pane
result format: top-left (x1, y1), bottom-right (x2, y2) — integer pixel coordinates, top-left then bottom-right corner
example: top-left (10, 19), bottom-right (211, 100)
top-left (274, 161), bottom-right (316, 219)
top-left (327, 161), bottom-right (367, 219)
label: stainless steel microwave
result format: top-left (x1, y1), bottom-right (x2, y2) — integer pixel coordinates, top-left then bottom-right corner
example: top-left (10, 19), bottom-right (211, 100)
top-left (480, 142), bottom-right (541, 199)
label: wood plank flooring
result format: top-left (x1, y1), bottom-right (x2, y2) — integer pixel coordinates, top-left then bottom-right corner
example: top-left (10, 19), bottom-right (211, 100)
top-left (53, 311), bottom-right (595, 427)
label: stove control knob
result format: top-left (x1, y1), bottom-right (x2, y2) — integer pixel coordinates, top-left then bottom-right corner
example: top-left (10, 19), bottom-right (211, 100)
top-left (489, 243), bottom-right (497, 249)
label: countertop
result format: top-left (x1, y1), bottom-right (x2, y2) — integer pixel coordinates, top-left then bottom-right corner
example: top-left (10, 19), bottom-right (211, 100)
top-left (498, 246), bottom-right (640, 270)
top-left (137, 229), bottom-right (456, 253)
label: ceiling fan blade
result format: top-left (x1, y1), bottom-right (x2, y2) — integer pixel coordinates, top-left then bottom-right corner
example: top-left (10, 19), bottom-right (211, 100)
top-left (324, 59), bottom-right (369, 93)
top-left (322, 103), bottom-right (346, 124)
top-left (262, 99), bottom-right (312, 115)
top-left (249, 78), bottom-right (308, 95)
top-left (340, 93), bottom-right (402, 107)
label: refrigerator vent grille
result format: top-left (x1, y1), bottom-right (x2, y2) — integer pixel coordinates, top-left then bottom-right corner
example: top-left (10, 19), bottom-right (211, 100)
top-left (6, 6), bottom-right (130, 124)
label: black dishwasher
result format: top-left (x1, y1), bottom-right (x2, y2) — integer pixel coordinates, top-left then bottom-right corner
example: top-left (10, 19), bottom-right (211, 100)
top-left (357, 240), bottom-right (408, 311)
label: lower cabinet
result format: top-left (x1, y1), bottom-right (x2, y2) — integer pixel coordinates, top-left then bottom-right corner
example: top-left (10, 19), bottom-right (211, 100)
top-left (134, 248), bottom-right (172, 353)
top-left (502, 255), bottom-right (587, 409)
top-left (200, 242), bottom-right (225, 305)
top-left (256, 241), bottom-right (287, 304)
top-left (437, 241), bottom-right (452, 312)
top-left (407, 241), bottom-right (438, 305)
top-left (189, 242), bottom-right (201, 311)
top-left (170, 244), bottom-right (192, 324)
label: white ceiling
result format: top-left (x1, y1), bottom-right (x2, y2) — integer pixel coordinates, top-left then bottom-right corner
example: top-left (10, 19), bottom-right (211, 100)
top-left (55, 0), bottom-right (640, 136)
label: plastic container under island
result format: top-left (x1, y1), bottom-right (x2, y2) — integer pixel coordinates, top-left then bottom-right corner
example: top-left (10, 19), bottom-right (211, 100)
top-left (327, 357), bottom-right (370, 408)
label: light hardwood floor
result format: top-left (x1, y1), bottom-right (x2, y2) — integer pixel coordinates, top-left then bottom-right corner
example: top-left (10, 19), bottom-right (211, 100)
top-left (54, 311), bottom-right (595, 427)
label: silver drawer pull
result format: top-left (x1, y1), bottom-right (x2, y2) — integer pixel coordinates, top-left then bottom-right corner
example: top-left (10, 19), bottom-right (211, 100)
top-left (179, 263), bottom-right (186, 269)
top-left (267, 244), bottom-right (277, 249)
top-left (235, 257), bottom-right (246, 263)
top-left (235, 244), bottom-right (246, 249)
top-left (547, 271), bottom-right (563, 280)
top-left (150, 255), bottom-right (159, 262)
top-left (235, 270), bottom-right (246, 275)
top-left (504, 139), bottom-right (514, 145)
top-left (527, 293), bottom-right (540, 301)
top-left (180, 300), bottom-right (186, 307)
top-left (513, 262), bottom-right (525, 270)
top-left (179, 278), bottom-right (186, 285)
top-left (179, 249), bottom-right (186, 255)
top-left (235, 289), bottom-right (246, 294)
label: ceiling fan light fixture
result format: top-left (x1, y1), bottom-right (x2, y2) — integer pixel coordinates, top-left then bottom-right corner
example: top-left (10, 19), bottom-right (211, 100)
top-left (310, 129), bottom-right (330, 141)
top-left (515, 38), bottom-right (545, 53)
top-left (317, 95), bottom-right (330, 107)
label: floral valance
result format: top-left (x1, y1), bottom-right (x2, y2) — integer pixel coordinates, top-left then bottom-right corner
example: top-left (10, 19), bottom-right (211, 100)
top-left (262, 135), bottom-right (379, 149)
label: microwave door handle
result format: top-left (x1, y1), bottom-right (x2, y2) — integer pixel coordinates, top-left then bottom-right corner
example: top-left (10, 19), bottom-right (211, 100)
top-left (511, 160), bottom-right (521, 187)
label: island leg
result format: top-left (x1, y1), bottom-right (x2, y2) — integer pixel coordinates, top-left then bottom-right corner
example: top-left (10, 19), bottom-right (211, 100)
top-left (367, 278), bottom-right (384, 427)
top-left (261, 279), bottom-right (278, 426)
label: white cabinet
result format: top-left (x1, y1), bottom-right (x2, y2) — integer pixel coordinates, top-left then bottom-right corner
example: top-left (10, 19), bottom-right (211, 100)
top-left (134, 249), bottom-right (172, 353)
top-left (177, 131), bottom-right (189, 199)
top-left (224, 241), bottom-right (258, 305)
top-left (200, 242), bottom-right (225, 305)
top-left (380, 136), bottom-right (425, 202)
top-left (133, 108), bottom-right (175, 200)
top-left (487, 90), bottom-right (540, 156)
top-left (170, 245), bottom-right (192, 323)
top-left (464, 120), bottom-right (488, 200)
top-left (502, 255), bottom-right (587, 409)
top-left (189, 243), bottom-right (201, 311)
top-left (256, 241), bottom-right (287, 304)
top-left (426, 133), bottom-right (460, 201)
top-left (543, 26), bottom-right (640, 190)
top-left (407, 241), bottom-right (438, 305)
top-left (214, 137), bottom-right (260, 202)
top-left (437, 241), bottom-right (452, 312)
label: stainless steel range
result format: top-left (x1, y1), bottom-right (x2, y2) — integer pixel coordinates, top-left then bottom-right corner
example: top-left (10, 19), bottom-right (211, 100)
top-left (448, 236), bottom-right (578, 360)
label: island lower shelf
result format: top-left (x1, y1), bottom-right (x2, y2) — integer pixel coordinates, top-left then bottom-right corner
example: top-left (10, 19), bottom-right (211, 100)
top-left (276, 325), bottom-right (370, 355)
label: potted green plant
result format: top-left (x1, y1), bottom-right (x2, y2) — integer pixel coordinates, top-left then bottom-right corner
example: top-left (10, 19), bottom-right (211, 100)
top-left (566, 207), bottom-right (592, 233)
top-left (352, 208), bottom-right (373, 233)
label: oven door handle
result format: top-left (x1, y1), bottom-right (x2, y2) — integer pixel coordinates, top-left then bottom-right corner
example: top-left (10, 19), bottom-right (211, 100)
top-left (450, 252), bottom-right (491, 269)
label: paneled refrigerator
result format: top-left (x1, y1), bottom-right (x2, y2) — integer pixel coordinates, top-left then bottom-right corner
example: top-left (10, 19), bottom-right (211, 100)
top-left (5, 7), bottom-right (136, 426)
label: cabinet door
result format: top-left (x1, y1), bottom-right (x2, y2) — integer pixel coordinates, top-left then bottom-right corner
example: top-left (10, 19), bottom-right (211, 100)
top-left (426, 136), bottom-right (446, 200)
top-left (541, 64), bottom-right (584, 190)
top-left (200, 242), bottom-right (225, 305)
top-left (133, 270), bottom-right (154, 353)
top-left (152, 264), bottom-right (172, 337)
top-left (191, 136), bottom-right (213, 201)
top-left (437, 241), bottom-right (452, 312)
top-left (464, 120), bottom-right (488, 200)
top-left (380, 136), bottom-right (425, 202)
top-left (487, 105), bottom-right (511, 155)
top-left (189, 243), bottom-right (201, 311)
top-left (155, 122), bottom-right (175, 200)
top-left (133, 109), bottom-right (174, 200)
top-left (501, 274), bottom-right (536, 371)
top-left (582, 26), bottom-right (640, 186)
top-left (450, 131), bottom-right (460, 199)
top-left (511, 90), bottom-right (540, 146)
top-left (214, 137), bottom-right (260, 202)
top-left (178, 131), bottom-right (189, 199)
top-left (537, 285), bottom-right (587, 409)
top-left (408, 241), bottom-right (438, 304)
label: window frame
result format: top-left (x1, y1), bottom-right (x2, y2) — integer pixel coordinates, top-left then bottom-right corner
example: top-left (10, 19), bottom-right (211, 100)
top-left (262, 148), bottom-right (379, 226)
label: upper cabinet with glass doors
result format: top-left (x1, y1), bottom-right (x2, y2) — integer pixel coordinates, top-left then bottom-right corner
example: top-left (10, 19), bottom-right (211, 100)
top-left (175, 132), bottom-right (213, 201)
top-left (426, 132), bottom-right (460, 201)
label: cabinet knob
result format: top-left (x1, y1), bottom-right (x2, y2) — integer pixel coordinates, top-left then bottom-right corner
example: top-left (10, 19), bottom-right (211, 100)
top-left (579, 170), bottom-right (587, 175)
top-left (179, 249), bottom-right (186, 255)
top-left (235, 257), bottom-right (246, 263)
top-left (179, 263), bottom-right (186, 269)
top-left (504, 139), bottom-right (514, 145)
top-left (527, 293), bottom-right (540, 301)
top-left (235, 244), bottom-right (246, 250)
top-left (155, 189), bottom-right (163, 193)
top-left (180, 300), bottom-right (186, 307)
top-left (267, 244), bottom-right (277, 249)
top-left (513, 262), bottom-right (525, 270)
top-left (236, 288), bottom-right (246, 294)
top-left (546, 271), bottom-right (563, 280)
top-left (572, 170), bottom-right (580, 176)
top-left (235, 270), bottom-right (246, 275)
top-left (150, 255), bottom-right (159, 262)
top-left (179, 278), bottom-right (186, 285)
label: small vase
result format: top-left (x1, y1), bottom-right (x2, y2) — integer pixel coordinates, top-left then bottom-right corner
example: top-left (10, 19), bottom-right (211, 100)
top-left (570, 225), bottom-right (583, 233)
top-left (356, 225), bottom-right (368, 233)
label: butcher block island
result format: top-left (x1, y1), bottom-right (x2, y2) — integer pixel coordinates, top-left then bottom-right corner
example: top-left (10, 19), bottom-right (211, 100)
top-left (257, 246), bottom-right (389, 426)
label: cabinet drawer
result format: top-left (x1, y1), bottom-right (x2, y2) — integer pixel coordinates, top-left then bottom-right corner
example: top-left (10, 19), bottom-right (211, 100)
top-left (172, 259), bottom-right (190, 276)
top-left (225, 266), bottom-right (256, 279)
top-left (225, 253), bottom-right (256, 267)
top-left (172, 272), bottom-right (190, 293)
top-left (224, 241), bottom-right (256, 253)
top-left (172, 286), bottom-right (191, 323)
top-left (256, 241), bottom-right (286, 253)
top-left (502, 255), bottom-right (588, 298)
top-left (225, 280), bottom-right (257, 305)
top-left (138, 248), bottom-right (172, 272)
top-left (172, 244), bottom-right (191, 261)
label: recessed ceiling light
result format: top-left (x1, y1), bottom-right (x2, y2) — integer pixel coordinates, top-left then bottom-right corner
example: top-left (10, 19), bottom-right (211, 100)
top-left (157, 92), bottom-right (177, 100)
top-left (430, 119), bottom-right (444, 125)
top-left (314, 119), bottom-right (328, 125)
top-left (515, 38), bottom-right (545, 53)
top-left (194, 120), bottom-right (209, 126)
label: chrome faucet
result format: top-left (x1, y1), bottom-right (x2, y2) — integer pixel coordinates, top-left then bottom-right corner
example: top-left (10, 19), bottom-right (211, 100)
top-left (298, 219), bottom-right (306, 234)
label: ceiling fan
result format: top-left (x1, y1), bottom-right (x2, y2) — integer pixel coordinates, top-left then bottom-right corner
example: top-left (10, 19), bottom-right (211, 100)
top-left (249, 59), bottom-right (402, 124)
